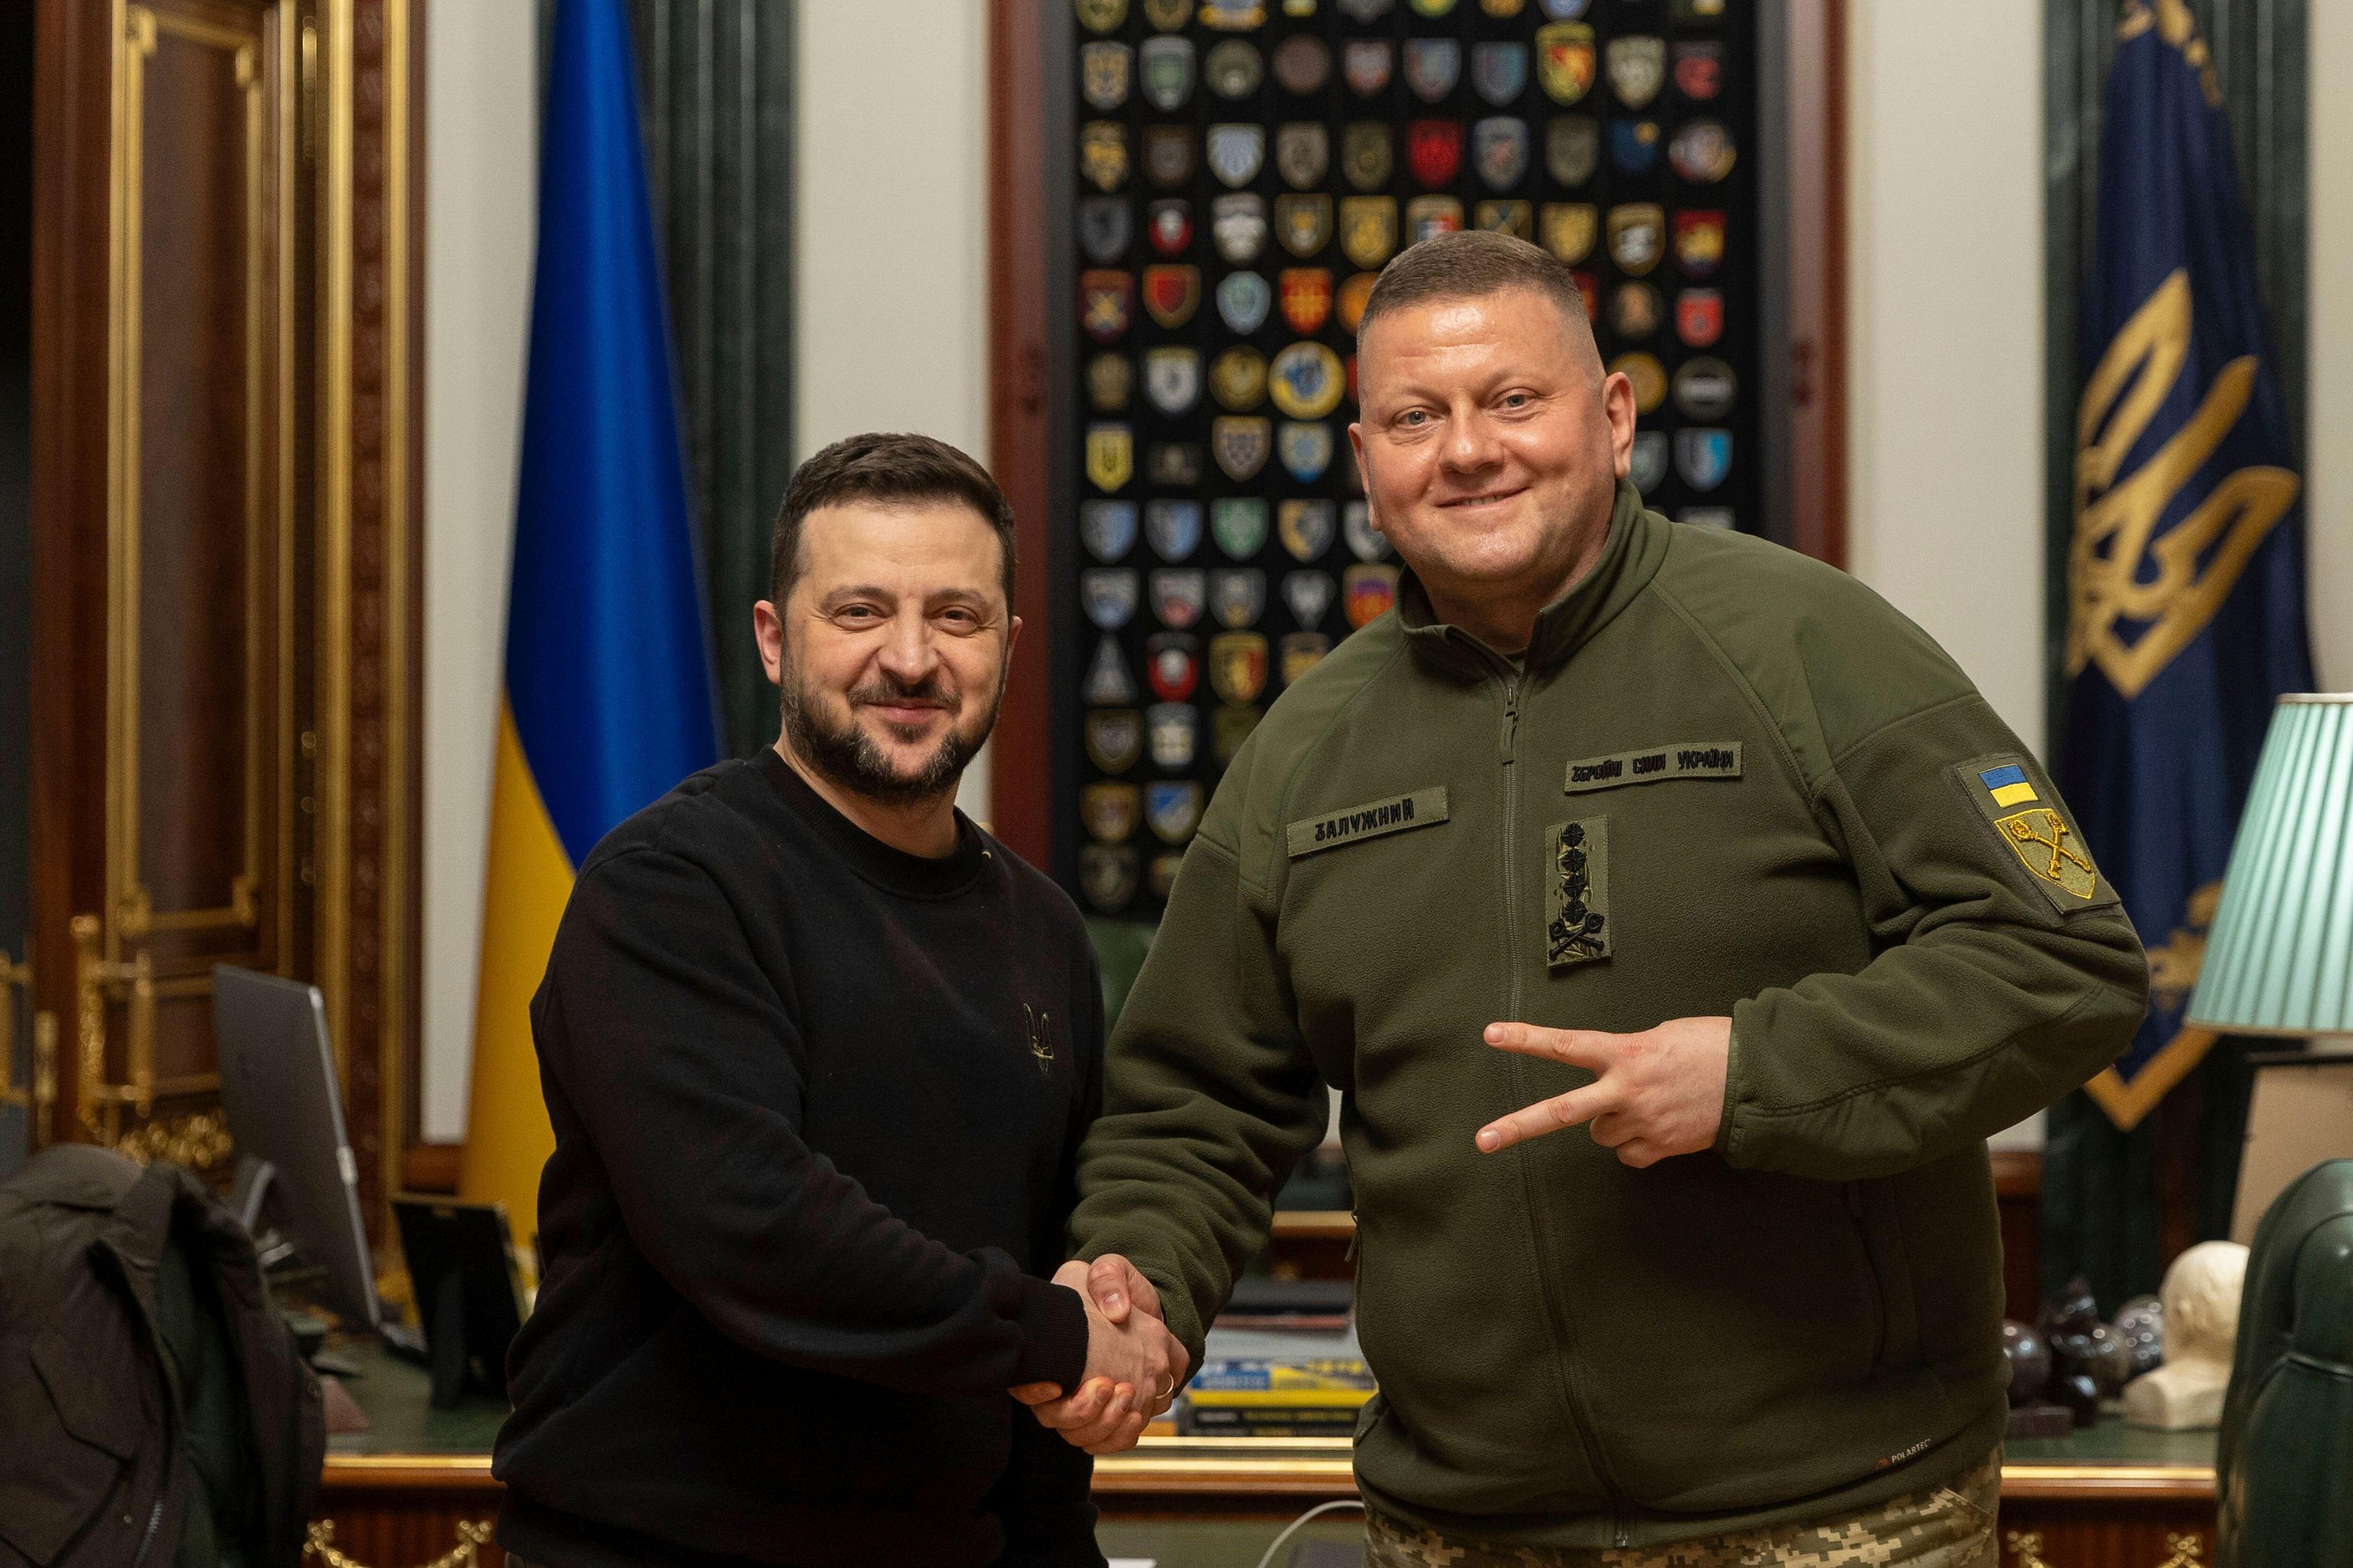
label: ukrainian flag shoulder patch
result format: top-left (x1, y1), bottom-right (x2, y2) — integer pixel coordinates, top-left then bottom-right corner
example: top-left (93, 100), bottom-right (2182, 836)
top-left (1949, 753), bottom-right (2119, 915)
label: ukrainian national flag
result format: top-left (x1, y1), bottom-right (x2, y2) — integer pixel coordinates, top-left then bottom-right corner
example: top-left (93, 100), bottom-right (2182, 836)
top-left (461, 0), bottom-right (718, 1259)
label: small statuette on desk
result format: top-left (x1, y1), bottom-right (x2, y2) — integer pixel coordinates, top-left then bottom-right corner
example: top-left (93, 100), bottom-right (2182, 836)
top-left (2122, 1240), bottom-right (2248, 1430)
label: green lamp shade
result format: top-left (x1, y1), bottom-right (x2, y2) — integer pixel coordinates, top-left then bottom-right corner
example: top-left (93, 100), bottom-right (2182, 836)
top-left (2188, 694), bottom-right (2353, 1035)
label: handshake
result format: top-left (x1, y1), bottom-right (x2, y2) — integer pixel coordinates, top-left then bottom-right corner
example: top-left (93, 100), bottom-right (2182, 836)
top-left (1009, 1254), bottom-right (1185, 1455)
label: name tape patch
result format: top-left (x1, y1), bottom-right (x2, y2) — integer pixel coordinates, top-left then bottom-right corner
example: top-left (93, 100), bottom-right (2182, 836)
top-left (1286, 787), bottom-right (1450, 858)
top-left (1562, 741), bottom-right (1743, 794)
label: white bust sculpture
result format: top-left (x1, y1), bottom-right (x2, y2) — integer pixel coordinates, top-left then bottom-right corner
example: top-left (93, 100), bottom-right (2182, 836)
top-left (2122, 1239), bottom-right (2250, 1430)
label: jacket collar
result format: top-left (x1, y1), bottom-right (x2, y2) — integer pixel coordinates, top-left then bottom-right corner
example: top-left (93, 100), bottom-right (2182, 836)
top-left (1396, 478), bottom-right (1665, 681)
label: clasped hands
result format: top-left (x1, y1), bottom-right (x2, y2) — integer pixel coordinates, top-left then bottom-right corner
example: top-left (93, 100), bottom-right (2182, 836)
top-left (1010, 1014), bottom-right (1730, 1453)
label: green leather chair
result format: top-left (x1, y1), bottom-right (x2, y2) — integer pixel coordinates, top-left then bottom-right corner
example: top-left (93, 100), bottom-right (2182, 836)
top-left (2216, 1157), bottom-right (2353, 1568)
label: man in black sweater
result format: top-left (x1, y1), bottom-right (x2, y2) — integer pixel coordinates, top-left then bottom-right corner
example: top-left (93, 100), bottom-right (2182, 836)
top-left (493, 433), bottom-right (1183, 1568)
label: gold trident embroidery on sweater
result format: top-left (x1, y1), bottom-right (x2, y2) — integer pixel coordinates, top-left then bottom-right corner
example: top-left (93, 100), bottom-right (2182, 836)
top-left (1024, 1004), bottom-right (1055, 1075)
top-left (1999, 809), bottom-right (2099, 900)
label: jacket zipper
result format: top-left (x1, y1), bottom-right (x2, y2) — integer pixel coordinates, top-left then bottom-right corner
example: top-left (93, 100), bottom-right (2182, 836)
top-left (1490, 663), bottom-right (1633, 1548)
top-left (131, 1499), bottom-right (165, 1567)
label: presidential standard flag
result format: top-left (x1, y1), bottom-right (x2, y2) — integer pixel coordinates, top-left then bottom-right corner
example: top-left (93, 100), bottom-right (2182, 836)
top-left (2044, 0), bottom-right (2313, 1305)
top-left (461, 0), bottom-right (719, 1255)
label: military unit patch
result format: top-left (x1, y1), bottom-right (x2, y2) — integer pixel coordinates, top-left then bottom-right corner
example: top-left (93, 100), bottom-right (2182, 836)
top-left (1956, 758), bottom-right (2115, 912)
top-left (1063, 0), bottom-right (1756, 915)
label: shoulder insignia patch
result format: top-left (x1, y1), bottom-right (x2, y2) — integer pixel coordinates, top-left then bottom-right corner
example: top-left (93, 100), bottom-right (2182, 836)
top-left (1286, 788), bottom-right (1450, 858)
top-left (1563, 741), bottom-right (1741, 794)
top-left (1954, 757), bottom-right (2118, 913)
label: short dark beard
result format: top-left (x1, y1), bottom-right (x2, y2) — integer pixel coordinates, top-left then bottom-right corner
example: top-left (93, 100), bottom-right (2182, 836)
top-left (779, 665), bottom-right (1002, 810)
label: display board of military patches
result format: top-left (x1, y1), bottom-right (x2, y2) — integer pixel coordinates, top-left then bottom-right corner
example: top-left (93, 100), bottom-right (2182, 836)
top-left (1056, 0), bottom-right (1759, 917)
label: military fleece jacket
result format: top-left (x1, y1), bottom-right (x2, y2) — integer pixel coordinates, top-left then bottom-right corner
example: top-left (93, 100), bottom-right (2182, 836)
top-left (1071, 482), bottom-right (2149, 1549)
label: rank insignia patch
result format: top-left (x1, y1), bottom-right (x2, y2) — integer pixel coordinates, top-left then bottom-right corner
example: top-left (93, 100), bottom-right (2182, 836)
top-left (1546, 817), bottom-right (1610, 967)
top-left (1086, 351), bottom-right (1133, 411)
top-left (1083, 781), bottom-right (1142, 842)
top-left (1216, 272), bottom-right (1273, 335)
top-left (1955, 758), bottom-right (2115, 912)
top-left (1212, 416), bottom-right (1273, 480)
top-left (1340, 197), bottom-right (1399, 269)
top-left (1087, 707), bottom-right (1142, 773)
top-left (1141, 35), bottom-right (1196, 108)
top-left (1535, 23), bottom-right (1596, 104)
top-left (1210, 345), bottom-right (1268, 410)
top-left (1279, 498), bottom-right (1337, 561)
top-left (1213, 497), bottom-right (1270, 558)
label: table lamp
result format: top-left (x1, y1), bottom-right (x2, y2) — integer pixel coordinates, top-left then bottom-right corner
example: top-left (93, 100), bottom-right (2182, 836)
top-left (2188, 694), bottom-right (2353, 1037)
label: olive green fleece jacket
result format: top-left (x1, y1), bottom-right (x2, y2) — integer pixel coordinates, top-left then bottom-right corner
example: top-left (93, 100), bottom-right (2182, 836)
top-left (1068, 482), bottom-right (2149, 1549)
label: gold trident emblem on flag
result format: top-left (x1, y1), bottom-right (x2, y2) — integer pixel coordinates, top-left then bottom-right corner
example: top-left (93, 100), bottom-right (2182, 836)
top-left (1999, 810), bottom-right (2099, 900)
top-left (1023, 1004), bottom-right (1054, 1075)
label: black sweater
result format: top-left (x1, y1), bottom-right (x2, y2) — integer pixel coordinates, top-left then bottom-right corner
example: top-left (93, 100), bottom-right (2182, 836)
top-left (494, 750), bottom-right (1105, 1568)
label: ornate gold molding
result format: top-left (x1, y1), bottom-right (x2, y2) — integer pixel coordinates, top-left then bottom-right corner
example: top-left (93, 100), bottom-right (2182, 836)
top-left (305, 1519), bottom-right (492, 1568)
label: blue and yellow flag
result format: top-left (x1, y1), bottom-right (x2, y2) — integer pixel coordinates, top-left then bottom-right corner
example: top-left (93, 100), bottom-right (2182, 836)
top-left (462, 0), bottom-right (718, 1253)
top-left (2059, 0), bottom-right (2313, 1130)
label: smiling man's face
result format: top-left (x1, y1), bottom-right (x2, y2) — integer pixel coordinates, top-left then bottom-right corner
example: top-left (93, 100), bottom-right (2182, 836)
top-left (1349, 285), bottom-right (1634, 648)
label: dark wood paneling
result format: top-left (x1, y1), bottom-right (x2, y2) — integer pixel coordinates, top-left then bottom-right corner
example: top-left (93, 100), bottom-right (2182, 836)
top-left (987, 0), bottom-right (1052, 865)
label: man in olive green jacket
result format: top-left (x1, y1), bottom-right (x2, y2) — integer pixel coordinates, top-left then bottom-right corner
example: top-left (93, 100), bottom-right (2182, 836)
top-left (1026, 232), bottom-right (2148, 1560)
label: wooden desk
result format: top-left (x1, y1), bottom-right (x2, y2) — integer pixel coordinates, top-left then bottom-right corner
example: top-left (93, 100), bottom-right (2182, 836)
top-left (314, 1342), bottom-right (2217, 1568)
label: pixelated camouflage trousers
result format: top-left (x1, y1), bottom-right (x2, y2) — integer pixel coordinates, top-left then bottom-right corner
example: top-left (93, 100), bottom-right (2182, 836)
top-left (1364, 1448), bottom-right (2000, 1568)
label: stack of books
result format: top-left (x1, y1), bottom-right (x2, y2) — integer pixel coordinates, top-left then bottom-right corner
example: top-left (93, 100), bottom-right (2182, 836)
top-left (1178, 1356), bottom-right (1376, 1438)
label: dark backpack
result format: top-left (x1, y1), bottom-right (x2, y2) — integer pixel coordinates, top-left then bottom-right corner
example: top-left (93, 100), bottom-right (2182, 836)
top-left (0, 1145), bottom-right (325, 1568)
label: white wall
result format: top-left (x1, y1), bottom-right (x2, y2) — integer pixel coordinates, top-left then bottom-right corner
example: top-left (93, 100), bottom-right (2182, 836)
top-left (2311, 7), bottom-right (2353, 691)
top-left (794, 0), bottom-right (996, 822)
top-left (1844, 0), bottom-right (2047, 751)
top-left (420, 1), bottom-right (536, 1144)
